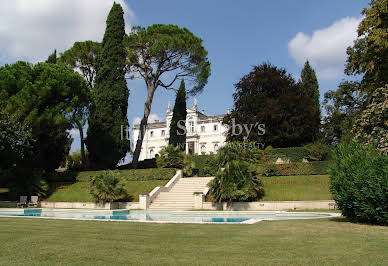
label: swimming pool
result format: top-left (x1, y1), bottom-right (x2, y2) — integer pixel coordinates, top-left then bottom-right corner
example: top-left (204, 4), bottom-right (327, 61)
top-left (0, 209), bottom-right (340, 224)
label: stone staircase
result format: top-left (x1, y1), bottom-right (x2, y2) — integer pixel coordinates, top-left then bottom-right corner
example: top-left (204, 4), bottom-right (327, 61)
top-left (148, 177), bottom-right (214, 210)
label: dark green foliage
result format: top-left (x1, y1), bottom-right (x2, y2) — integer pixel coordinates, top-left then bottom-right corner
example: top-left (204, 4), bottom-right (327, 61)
top-left (322, 81), bottom-right (366, 145)
top-left (329, 142), bottom-right (388, 225)
top-left (0, 61), bottom-right (88, 171)
top-left (125, 24), bottom-right (210, 166)
top-left (304, 142), bottom-right (330, 161)
top-left (0, 114), bottom-right (35, 187)
top-left (65, 151), bottom-right (85, 171)
top-left (118, 159), bottom-right (157, 169)
top-left (90, 171), bottom-right (127, 203)
top-left (46, 49), bottom-right (57, 64)
top-left (169, 80), bottom-right (187, 150)
top-left (260, 161), bottom-right (330, 176)
top-left (345, 0), bottom-right (388, 95)
top-left (156, 145), bottom-right (185, 169)
top-left (156, 145), bottom-right (195, 176)
top-left (224, 63), bottom-right (318, 147)
top-left (87, 3), bottom-right (130, 169)
top-left (192, 155), bottom-right (218, 176)
top-left (208, 160), bottom-right (264, 203)
top-left (59, 41), bottom-right (101, 88)
top-left (300, 61), bottom-right (320, 141)
top-left (215, 141), bottom-right (264, 167)
top-left (8, 170), bottom-right (49, 199)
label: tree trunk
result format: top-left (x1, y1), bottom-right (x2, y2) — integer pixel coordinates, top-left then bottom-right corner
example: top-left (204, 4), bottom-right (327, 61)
top-left (76, 121), bottom-right (87, 168)
top-left (132, 85), bottom-right (156, 168)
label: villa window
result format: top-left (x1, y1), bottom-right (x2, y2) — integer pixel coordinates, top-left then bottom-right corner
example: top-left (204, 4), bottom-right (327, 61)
top-left (150, 131), bottom-right (154, 137)
top-left (189, 120), bottom-right (194, 133)
top-left (201, 145), bottom-right (206, 154)
top-left (213, 125), bottom-right (218, 131)
top-left (201, 125), bottom-right (205, 133)
top-left (214, 144), bottom-right (219, 153)
top-left (150, 149), bottom-right (154, 158)
top-left (161, 130), bottom-right (165, 136)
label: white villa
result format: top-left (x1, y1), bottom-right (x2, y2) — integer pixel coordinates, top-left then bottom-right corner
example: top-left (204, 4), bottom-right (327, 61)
top-left (132, 100), bottom-right (228, 160)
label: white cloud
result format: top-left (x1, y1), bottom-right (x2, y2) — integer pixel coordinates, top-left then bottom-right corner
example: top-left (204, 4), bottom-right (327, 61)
top-left (288, 17), bottom-right (362, 80)
top-left (133, 114), bottom-right (162, 126)
top-left (0, 0), bottom-right (135, 63)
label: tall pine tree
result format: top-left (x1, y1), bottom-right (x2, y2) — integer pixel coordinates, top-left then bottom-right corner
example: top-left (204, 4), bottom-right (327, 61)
top-left (169, 80), bottom-right (187, 150)
top-left (300, 60), bottom-right (321, 141)
top-left (86, 3), bottom-right (130, 169)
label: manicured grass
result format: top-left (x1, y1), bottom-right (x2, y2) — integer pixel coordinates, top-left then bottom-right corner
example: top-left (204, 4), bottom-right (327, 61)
top-left (44, 169), bottom-right (173, 202)
top-left (261, 175), bottom-right (332, 201)
top-left (0, 217), bottom-right (387, 265)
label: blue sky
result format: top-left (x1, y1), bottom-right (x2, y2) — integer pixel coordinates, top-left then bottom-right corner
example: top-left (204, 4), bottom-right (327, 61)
top-left (0, 0), bottom-right (369, 154)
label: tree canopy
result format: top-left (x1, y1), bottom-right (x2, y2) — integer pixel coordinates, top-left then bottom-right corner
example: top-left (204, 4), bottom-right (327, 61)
top-left (224, 63), bottom-right (317, 147)
top-left (59, 41), bottom-right (101, 89)
top-left (0, 61), bottom-right (88, 171)
top-left (86, 2), bottom-right (130, 169)
top-left (345, 0), bottom-right (388, 95)
top-left (124, 24), bottom-right (210, 167)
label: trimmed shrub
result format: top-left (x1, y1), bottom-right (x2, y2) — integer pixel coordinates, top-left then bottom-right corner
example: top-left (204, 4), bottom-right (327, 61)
top-left (304, 142), bottom-right (330, 161)
top-left (208, 160), bottom-right (264, 203)
top-left (118, 158), bottom-right (157, 169)
top-left (329, 142), bottom-right (388, 225)
top-left (90, 171), bottom-right (127, 203)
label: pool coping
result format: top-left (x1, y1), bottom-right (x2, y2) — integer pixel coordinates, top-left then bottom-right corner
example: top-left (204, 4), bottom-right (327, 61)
top-left (0, 209), bottom-right (341, 224)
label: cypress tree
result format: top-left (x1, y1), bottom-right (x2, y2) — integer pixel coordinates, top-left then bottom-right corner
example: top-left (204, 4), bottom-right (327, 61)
top-left (86, 3), bottom-right (130, 169)
top-left (169, 80), bottom-right (187, 150)
top-left (300, 60), bottom-right (321, 141)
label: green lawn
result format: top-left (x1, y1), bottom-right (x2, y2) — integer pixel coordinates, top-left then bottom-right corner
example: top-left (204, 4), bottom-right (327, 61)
top-left (261, 175), bottom-right (332, 201)
top-left (0, 217), bottom-right (386, 265)
top-left (44, 169), bottom-right (174, 202)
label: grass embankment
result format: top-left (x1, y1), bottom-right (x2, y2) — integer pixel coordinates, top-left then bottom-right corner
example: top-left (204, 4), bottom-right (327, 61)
top-left (260, 175), bottom-right (332, 201)
top-left (45, 168), bottom-right (176, 202)
top-left (0, 217), bottom-right (386, 265)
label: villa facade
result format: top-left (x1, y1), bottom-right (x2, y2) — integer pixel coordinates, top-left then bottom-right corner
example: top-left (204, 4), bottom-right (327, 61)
top-left (132, 100), bottom-right (228, 161)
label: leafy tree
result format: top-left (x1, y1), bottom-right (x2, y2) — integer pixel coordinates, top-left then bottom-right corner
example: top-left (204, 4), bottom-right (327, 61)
top-left (224, 63), bottom-right (316, 147)
top-left (352, 85), bottom-right (388, 152)
top-left (124, 24), bottom-right (210, 167)
top-left (86, 3), bottom-right (130, 169)
top-left (345, 0), bottom-right (388, 95)
top-left (300, 60), bottom-right (320, 140)
top-left (46, 49), bottom-right (57, 64)
top-left (208, 160), bottom-right (264, 204)
top-left (169, 80), bottom-right (187, 150)
top-left (59, 41), bottom-right (101, 168)
top-left (0, 114), bottom-right (35, 186)
top-left (59, 41), bottom-right (101, 88)
top-left (156, 145), bottom-right (195, 176)
top-left (0, 61), bottom-right (88, 171)
top-left (322, 81), bottom-right (366, 144)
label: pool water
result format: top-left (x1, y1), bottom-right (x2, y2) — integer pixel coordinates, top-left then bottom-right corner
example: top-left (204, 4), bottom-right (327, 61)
top-left (0, 209), bottom-right (339, 224)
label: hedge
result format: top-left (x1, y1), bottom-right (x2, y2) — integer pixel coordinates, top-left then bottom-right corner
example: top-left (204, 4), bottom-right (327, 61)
top-left (259, 161), bottom-right (330, 176)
